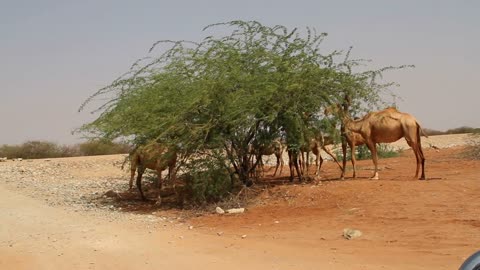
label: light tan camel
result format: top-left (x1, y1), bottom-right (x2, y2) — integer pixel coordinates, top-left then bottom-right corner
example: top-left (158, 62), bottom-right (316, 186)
top-left (249, 139), bottom-right (285, 177)
top-left (343, 107), bottom-right (426, 180)
top-left (126, 142), bottom-right (177, 200)
top-left (301, 134), bottom-right (343, 177)
top-left (340, 130), bottom-right (366, 179)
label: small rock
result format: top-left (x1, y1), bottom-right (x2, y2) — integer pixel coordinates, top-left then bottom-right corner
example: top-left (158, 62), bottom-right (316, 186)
top-left (274, 220), bottom-right (280, 224)
top-left (188, 226), bottom-right (194, 230)
top-left (226, 208), bottom-right (245, 214)
top-left (215, 207), bottom-right (225, 214)
top-left (241, 234), bottom-right (247, 239)
top-left (217, 232), bottom-right (224, 236)
top-left (343, 228), bottom-right (362, 240)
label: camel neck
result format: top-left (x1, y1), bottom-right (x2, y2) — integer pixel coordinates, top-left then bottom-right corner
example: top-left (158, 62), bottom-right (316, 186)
top-left (343, 117), bottom-right (362, 133)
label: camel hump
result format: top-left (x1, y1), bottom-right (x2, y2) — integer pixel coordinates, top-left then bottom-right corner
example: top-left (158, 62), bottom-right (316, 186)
top-left (382, 107), bottom-right (404, 120)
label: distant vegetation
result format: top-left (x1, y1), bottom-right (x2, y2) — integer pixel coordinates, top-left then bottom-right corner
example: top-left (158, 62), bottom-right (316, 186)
top-left (0, 140), bottom-right (130, 159)
top-left (423, 126), bottom-right (480, 136)
top-left (1, 126), bottom-right (477, 160)
top-left (462, 132), bottom-right (480, 160)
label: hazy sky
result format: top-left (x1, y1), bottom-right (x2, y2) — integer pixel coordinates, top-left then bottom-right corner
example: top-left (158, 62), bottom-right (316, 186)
top-left (1, 0), bottom-right (479, 145)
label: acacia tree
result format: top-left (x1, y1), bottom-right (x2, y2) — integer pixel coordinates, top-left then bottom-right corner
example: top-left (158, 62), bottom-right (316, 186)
top-left (79, 21), bottom-right (400, 193)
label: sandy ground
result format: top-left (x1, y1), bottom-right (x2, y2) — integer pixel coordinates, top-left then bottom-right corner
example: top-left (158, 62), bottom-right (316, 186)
top-left (1, 134), bottom-right (479, 269)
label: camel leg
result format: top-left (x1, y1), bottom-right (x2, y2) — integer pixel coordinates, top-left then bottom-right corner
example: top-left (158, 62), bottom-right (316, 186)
top-left (249, 155), bottom-right (256, 179)
top-left (259, 156), bottom-right (266, 177)
top-left (366, 142), bottom-right (379, 180)
top-left (405, 136), bottom-right (426, 180)
top-left (298, 152), bottom-right (303, 176)
top-left (416, 129), bottom-right (426, 180)
top-left (418, 144), bottom-right (426, 180)
top-left (278, 153), bottom-right (284, 176)
top-left (341, 140), bottom-right (347, 179)
top-left (305, 151), bottom-right (309, 176)
top-left (411, 142), bottom-right (426, 180)
top-left (322, 146), bottom-right (343, 172)
top-left (288, 151), bottom-right (295, 182)
top-left (293, 155), bottom-right (303, 182)
top-left (136, 166), bottom-right (146, 200)
top-left (168, 163), bottom-right (178, 197)
top-left (156, 169), bottom-right (164, 190)
top-left (351, 144), bottom-right (357, 178)
top-left (314, 152), bottom-right (321, 176)
top-left (273, 154), bottom-right (280, 176)
top-left (288, 151), bottom-right (302, 182)
top-left (129, 167), bottom-right (135, 190)
top-left (413, 145), bottom-right (421, 179)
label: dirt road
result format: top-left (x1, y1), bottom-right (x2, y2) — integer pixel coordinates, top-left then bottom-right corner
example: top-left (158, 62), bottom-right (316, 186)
top-left (1, 134), bottom-right (479, 269)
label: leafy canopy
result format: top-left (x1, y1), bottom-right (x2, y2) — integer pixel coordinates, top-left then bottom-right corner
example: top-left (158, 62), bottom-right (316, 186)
top-left (78, 20), bottom-right (406, 185)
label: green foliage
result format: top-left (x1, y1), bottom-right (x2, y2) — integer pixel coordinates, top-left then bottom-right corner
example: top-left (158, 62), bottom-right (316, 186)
top-left (183, 151), bottom-right (233, 205)
top-left (355, 144), bottom-right (399, 160)
top-left (78, 21), bottom-right (407, 200)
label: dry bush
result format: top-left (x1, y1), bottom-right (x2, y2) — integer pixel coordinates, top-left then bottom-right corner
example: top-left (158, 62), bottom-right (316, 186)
top-left (463, 133), bottom-right (480, 160)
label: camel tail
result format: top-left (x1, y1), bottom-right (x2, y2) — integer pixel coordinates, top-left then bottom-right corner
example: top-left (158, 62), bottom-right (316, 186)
top-left (121, 157), bottom-right (127, 170)
top-left (417, 122), bottom-right (428, 138)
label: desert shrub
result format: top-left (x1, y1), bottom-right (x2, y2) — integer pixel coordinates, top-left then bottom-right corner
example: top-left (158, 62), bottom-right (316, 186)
top-left (462, 133), bottom-right (480, 160)
top-left (183, 154), bottom-right (233, 205)
top-left (337, 143), bottom-right (400, 161)
top-left (357, 144), bottom-right (399, 160)
top-left (0, 145), bottom-right (18, 158)
top-left (0, 140), bottom-right (130, 159)
top-left (77, 139), bottom-right (130, 156)
top-left (0, 141), bottom-right (64, 159)
top-left (57, 145), bottom-right (81, 157)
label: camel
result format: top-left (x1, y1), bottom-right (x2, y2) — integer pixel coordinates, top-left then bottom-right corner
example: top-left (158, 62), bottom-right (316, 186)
top-left (249, 139), bottom-right (285, 177)
top-left (340, 130), bottom-right (366, 179)
top-left (288, 133), bottom-right (343, 182)
top-left (300, 134), bottom-right (343, 177)
top-left (343, 107), bottom-right (426, 180)
top-left (126, 142), bottom-right (177, 200)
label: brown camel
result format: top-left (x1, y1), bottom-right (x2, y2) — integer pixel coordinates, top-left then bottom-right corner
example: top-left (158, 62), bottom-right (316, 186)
top-left (301, 134), bottom-right (343, 177)
top-left (340, 130), bottom-right (366, 179)
top-left (249, 139), bottom-right (285, 177)
top-left (126, 142), bottom-right (177, 200)
top-left (343, 107), bottom-right (426, 180)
